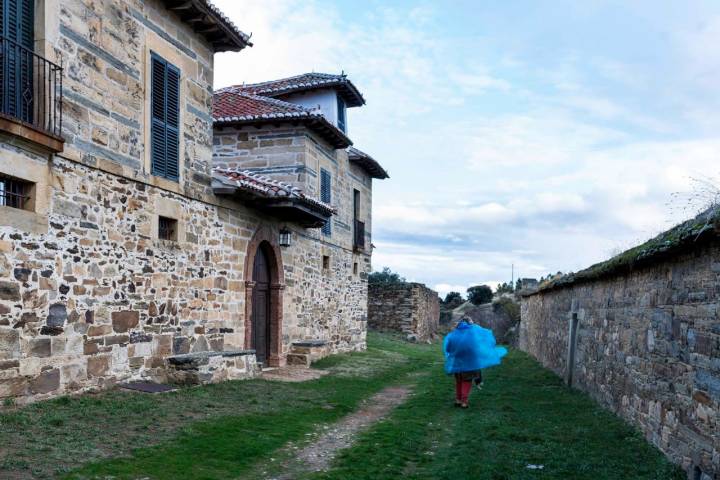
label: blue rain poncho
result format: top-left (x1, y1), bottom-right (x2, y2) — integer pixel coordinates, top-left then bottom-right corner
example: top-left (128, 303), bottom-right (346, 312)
top-left (443, 321), bottom-right (508, 374)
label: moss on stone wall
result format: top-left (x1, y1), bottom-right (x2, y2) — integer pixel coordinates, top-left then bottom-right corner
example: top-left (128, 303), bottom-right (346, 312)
top-left (534, 206), bottom-right (720, 294)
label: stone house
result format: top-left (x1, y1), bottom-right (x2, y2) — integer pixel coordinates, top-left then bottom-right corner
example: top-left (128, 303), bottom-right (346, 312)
top-left (0, 0), bottom-right (387, 402)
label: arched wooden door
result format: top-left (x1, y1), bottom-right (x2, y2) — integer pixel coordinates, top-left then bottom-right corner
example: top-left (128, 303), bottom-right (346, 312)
top-left (251, 245), bottom-right (271, 365)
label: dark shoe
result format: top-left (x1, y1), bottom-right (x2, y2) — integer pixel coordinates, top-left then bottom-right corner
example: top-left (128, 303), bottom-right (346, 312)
top-left (460, 403), bottom-right (469, 409)
top-left (454, 400), bottom-right (462, 407)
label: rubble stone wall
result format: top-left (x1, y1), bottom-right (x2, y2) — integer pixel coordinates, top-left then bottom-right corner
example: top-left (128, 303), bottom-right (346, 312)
top-left (0, 152), bottom-right (370, 402)
top-left (368, 283), bottom-right (440, 341)
top-left (519, 240), bottom-right (720, 478)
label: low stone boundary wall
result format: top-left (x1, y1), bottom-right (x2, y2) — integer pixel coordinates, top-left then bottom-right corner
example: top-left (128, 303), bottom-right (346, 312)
top-left (520, 236), bottom-right (720, 478)
top-left (368, 283), bottom-right (439, 341)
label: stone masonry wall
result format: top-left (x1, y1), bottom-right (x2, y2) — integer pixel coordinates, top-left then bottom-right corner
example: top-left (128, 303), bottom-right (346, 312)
top-left (519, 240), bottom-right (720, 478)
top-left (55, 0), bottom-right (218, 202)
top-left (0, 152), bottom-right (370, 402)
top-left (368, 283), bottom-right (440, 341)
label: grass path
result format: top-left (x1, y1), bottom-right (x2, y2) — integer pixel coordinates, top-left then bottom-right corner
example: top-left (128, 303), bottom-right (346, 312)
top-left (311, 350), bottom-right (686, 480)
top-left (268, 385), bottom-right (413, 480)
top-left (0, 333), bottom-right (684, 479)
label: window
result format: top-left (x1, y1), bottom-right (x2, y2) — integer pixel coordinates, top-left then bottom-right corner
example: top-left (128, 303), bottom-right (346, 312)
top-left (337, 96), bottom-right (346, 133)
top-left (150, 53), bottom-right (181, 181)
top-left (353, 262), bottom-right (358, 275)
top-left (322, 255), bottom-right (330, 271)
top-left (158, 216), bottom-right (178, 241)
top-left (0, 0), bottom-right (35, 124)
top-left (353, 189), bottom-right (365, 250)
top-left (0, 174), bottom-right (31, 210)
top-left (320, 168), bottom-right (332, 236)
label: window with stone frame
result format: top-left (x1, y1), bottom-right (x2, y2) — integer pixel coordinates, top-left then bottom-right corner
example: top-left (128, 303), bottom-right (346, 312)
top-left (158, 216), bottom-right (178, 241)
top-left (0, 173), bottom-right (32, 210)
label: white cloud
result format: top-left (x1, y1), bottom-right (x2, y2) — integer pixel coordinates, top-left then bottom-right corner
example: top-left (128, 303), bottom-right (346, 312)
top-left (212, 1), bottom-right (720, 291)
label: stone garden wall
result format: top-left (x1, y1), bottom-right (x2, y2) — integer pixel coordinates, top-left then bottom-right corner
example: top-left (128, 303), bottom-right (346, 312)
top-left (520, 237), bottom-right (720, 478)
top-left (368, 283), bottom-right (440, 341)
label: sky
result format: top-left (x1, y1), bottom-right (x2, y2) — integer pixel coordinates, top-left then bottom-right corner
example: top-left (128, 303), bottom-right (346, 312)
top-left (213, 0), bottom-right (720, 297)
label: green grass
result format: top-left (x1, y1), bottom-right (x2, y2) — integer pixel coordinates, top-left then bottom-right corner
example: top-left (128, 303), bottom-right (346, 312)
top-left (0, 333), bottom-right (683, 479)
top-left (311, 350), bottom-right (685, 480)
top-left (59, 335), bottom-right (436, 480)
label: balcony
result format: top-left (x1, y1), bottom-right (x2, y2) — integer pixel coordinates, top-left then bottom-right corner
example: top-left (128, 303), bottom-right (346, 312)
top-left (0, 36), bottom-right (63, 152)
top-left (353, 220), bottom-right (365, 251)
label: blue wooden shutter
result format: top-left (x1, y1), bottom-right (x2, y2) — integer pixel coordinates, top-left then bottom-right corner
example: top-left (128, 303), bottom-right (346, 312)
top-left (320, 169), bottom-right (332, 236)
top-left (336, 96), bottom-right (346, 133)
top-left (165, 64), bottom-right (180, 180)
top-left (150, 53), bottom-right (180, 181)
top-left (0, 0), bottom-right (34, 122)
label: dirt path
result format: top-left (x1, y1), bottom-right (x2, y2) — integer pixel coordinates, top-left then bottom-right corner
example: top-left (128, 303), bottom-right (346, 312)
top-left (266, 385), bottom-right (412, 479)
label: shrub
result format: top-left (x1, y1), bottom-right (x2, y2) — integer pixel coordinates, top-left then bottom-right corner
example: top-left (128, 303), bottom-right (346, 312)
top-left (442, 291), bottom-right (464, 309)
top-left (466, 285), bottom-right (493, 305)
top-left (368, 267), bottom-right (406, 285)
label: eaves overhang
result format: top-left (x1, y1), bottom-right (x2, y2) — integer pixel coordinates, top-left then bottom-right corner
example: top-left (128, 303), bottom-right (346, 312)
top-left (161, 0), bottom-right (253, 52)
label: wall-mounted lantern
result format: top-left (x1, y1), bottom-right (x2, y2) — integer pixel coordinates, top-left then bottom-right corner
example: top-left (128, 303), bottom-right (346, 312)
top-left (279, 227), bottom-right (292, 247)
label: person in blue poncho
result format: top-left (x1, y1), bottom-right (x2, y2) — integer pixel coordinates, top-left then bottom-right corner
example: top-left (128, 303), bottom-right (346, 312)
top-left (443, 318), bottom-right (508, 408)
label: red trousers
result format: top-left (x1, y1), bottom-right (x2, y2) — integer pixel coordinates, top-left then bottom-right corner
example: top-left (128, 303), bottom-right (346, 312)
top-left (454, 374), bottom-right (472, 403)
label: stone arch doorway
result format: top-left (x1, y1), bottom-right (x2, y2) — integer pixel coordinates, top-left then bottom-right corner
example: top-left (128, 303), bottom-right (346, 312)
top-left (245, 227), bottom-right (284, 367)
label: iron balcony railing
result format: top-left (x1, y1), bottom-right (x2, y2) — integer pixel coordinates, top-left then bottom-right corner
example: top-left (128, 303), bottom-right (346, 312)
top-left (354, 220), bottom-right (365, 251)
top-left (0, 36), bottom-right (63, 138)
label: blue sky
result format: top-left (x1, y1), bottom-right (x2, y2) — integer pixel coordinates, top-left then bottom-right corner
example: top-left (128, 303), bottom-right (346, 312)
top-left (214, 0), bottom-right (720, 297)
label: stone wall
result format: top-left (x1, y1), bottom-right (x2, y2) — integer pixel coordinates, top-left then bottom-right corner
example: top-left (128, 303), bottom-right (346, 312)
top-left (519, 239), bottom-right (720, 478)
top-left (56, 0), bottom-right (218, 202)
top-left (368, 283), bottom-right (440, 341)
top-left (0, 150), bottom-right (370, 402)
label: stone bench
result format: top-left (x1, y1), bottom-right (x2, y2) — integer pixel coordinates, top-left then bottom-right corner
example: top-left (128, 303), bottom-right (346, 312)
top-left (287, 340), bottom-right (330, 367)
top-left (166, 350), bottom-right (259, 385)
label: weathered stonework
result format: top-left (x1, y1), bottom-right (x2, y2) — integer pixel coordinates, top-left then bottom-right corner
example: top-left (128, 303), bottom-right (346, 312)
top-left (520, 239), bottom-right (720, 479)
top-left (0, 0), bottom-right (376, 403)
top-left (213, 124), bottom-right (374, 249)
top-left (368, 283), bottom-right (440, 341)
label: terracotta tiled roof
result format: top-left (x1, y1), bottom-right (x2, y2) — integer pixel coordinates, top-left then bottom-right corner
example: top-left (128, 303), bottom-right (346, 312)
top-left (214, 90), bottom-right (322, 121)
top-left (213, 90), bottom-right (352, 148)
top-left (231, 73), bottom-right (365, 107)
top-left (161, 0), bottom-right (252, 52)
top-left (212, 167), bottom-right (335, 216)
top-left (347, 147), bottom-right (389, 179)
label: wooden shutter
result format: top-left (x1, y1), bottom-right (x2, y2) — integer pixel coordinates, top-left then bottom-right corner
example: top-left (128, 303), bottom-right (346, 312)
top-left (165, 64), bottom-right (180, 180)
top-left (150, 53), bottom-right (180, 181)
top-left (337, 97), bottom-right (346, 133)
top-left (321, 169), bottom-right (332, 236)
top-left (1, 0), bottom-right (33, 121)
